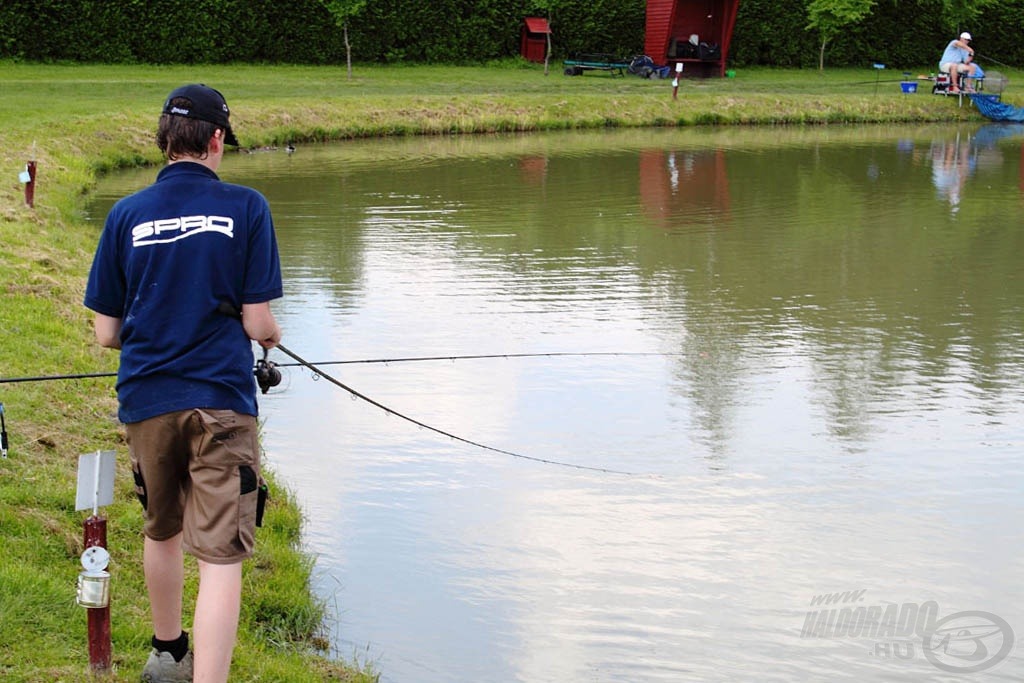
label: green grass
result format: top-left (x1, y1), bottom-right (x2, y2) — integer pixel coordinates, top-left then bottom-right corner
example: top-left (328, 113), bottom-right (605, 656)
top-left (0, 60), bottom-right (1015, 681)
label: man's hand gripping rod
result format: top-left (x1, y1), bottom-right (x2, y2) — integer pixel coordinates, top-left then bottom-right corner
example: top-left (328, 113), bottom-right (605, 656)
top-left (217, 302), bottom-right (281, 393)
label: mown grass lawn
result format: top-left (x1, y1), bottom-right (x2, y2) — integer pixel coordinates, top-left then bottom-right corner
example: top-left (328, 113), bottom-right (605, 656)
top-left (0, 59), bottom-right (1011, 682)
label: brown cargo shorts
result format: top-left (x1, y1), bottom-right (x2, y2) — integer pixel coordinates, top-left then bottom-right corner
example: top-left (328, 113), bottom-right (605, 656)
top-left (126, 408), bottom-right (261, 564)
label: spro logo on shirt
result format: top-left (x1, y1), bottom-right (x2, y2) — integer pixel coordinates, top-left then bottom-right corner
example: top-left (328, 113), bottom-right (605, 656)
top-left (131, 215), bottom-right (234, 247)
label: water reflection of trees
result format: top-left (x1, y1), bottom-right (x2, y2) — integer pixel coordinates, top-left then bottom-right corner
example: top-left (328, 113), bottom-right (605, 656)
top-left (234, 135), bottom-right (1024, 455)
top-left (251, 165), bottom-right (369, 310)
top-left (630, 142), bottom-right (1024, 449)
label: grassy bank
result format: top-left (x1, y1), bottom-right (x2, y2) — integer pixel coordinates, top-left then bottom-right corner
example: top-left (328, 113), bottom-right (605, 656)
top-left (0, 61), bottom-right (1010, 681)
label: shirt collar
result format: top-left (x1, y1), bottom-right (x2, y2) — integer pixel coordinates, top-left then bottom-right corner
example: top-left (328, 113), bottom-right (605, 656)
top-left (157, 161), bottom-right (220, 182)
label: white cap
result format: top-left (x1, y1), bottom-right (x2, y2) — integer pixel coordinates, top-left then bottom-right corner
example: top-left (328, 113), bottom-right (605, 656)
top-left (960, 32), bottom-right (972, 41)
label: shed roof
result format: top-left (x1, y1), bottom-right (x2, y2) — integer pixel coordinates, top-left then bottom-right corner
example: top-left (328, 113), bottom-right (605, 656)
top-left (523, 17), bottom-right (551, 34)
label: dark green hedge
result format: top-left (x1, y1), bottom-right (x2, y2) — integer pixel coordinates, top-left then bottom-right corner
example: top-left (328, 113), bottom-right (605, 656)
top-left (0, 0), bottom-right (347, 63)
top-left (1, 0), bottom-right (1020, 69)
top-left (0, 0), bottom-right (644, 64)
top-left (732, 0), bottom-right (942, 69)
top-left (730, 0), bottom-right (1023, 70)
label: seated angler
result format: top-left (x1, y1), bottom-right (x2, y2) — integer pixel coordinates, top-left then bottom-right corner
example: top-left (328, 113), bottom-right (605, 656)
top-left (939, 31), bottom-right (977, 93)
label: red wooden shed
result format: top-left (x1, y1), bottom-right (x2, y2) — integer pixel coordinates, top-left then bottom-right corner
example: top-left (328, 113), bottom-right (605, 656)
top-left (644, 0), bottom-right (741, 77)
top-left (521, 17), bottom-right (551, 64)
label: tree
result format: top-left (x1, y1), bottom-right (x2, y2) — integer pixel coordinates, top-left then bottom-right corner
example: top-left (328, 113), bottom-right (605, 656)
top-left (807, 0), bottom-right (876, 71)
top-left (321, 0), bottom-right (367, 79)
top-left (939, 0), bottom-right (997, 35)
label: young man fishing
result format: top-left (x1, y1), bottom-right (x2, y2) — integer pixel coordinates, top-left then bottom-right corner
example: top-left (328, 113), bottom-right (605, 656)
top-left (84, 84), bottom-right (283, 683)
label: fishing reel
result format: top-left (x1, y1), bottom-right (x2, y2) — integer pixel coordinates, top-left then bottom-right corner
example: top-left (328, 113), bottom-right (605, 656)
top-left (255, 348), bottom-right (282, 394)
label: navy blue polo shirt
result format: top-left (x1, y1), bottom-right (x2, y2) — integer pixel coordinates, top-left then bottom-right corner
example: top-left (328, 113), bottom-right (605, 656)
top-left (84, 162), bottom-right (283, 423)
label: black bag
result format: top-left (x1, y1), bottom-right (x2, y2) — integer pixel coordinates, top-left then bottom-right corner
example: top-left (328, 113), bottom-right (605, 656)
top-left (699, 42), bottom-right (721, 60)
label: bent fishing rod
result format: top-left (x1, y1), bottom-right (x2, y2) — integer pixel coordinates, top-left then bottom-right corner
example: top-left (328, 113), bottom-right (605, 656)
top-left (974, 51), bottom-right (1015, 71)
top-left (0, 302), bottom-right (646, 475)
top-left (2, 349), bottom-right (642, 475)
top-left (267, 342), bottom-right (640, 476)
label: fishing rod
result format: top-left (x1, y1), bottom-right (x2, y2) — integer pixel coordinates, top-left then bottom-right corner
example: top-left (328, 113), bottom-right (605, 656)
top-left (0, 352), bottom-right (675, 385)
top-left (1, 402), bottom-right (8, 458)
top-left (217, 302), bottom-right (641, 476)
top-left (975, 51), bottom-right (1015, 71)
top-left (1, 346), bottom-right (645, 474)
top-left (836, 78), bottom-right (913, 86)
top-left (1, 302), bottom-right (650, 474)
top-left (273, 351), bottom-right (674, 369)
top-left (271, 342), bottom-right (641, 476)
top-left (0, 371), bottom-right (118, 384)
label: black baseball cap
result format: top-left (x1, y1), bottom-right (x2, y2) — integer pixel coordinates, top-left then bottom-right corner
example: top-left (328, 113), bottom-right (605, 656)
top-left (162, 84), bottom-right (240, 146)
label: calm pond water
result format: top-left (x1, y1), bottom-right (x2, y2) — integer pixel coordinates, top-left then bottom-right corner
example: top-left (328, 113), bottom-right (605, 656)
top-left (87, 125), bottom-right (1024, 682)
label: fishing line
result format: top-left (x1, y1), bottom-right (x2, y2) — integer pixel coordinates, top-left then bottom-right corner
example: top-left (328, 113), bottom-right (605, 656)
top-left (272, 342), bottom-right (641, 476)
